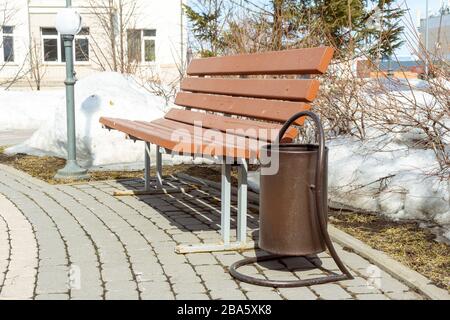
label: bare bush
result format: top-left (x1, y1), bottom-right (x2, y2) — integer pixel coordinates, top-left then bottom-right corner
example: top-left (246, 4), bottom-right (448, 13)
top-left (87, 0), bottom-right (140, 73)
top-left (27, 39), bottom-right (46, 90)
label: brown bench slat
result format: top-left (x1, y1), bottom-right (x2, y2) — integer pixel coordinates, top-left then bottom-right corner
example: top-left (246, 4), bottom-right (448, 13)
top-left (101, 116), bottom-right (267, 149)
top-left (174, 92), bottom-right (310, 124)
top-left (136, 118), bottom-right (268, 154)
top-left (136, 118), bottom-right (268, 147)
top-left (181, 78), bottom-right (319, 102)
top-left (187, 47), bottom-right (334, 76)
top-left (139, 118), bottom-right (294, 145)
top-left (164, 109), bottom-right (298, 142)
top-left (100, 117), bottom-right (263, 159)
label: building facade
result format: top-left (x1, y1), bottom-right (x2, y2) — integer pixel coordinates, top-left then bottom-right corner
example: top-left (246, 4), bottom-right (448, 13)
top-left (0, 0), bottom-right (187, 88)
top-left (419, 13), bottom-right (450, 61)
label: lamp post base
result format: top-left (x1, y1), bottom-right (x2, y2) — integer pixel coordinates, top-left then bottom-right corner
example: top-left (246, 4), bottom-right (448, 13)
top-left (54, 160), bottom-right (89, 181)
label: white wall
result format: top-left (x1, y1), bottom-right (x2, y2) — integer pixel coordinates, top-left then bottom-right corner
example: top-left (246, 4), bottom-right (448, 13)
top-left (0, 0), bottom-right (30, 80)
top-left (420, 14), bottom-right (450, 60)
top-left (1, 0), bottom-right (187, 87)
top-left (129, 0), bottom-right (188, 82)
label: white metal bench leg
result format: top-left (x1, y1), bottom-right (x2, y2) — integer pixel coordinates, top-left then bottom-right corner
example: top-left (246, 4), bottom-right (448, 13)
top-left (144, 142), bottom-right (152, 191)
top-left (176, 161), bottom-right (255, 254)
top-left (114, 142), bottom-right (188, 196)
top-left (221, 163), bottom-right (232, 245)
top-left (237, 159), bottom-right (248, 243)
top-left (156, 145), bottom-right (163, 187)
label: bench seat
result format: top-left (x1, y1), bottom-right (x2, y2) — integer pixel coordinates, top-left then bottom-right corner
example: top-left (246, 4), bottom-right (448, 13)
top-left (100, 109), bottom-right (299, 160)
top-left (100, 116), bottom-right (267, 159)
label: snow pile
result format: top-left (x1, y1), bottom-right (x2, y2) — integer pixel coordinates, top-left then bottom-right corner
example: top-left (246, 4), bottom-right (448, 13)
top-left (251, 78), bottom-right (450, 239)
top-left (0, 90), bottom-right (63, 130)
top-left (5, 72), bottom-right (196, 166)
top-left (248, 133), bottom-right (450, 239)
top-left (327, 135), bottom-right (449, 228)
top-left (326, 80), bottom-right (449, 237)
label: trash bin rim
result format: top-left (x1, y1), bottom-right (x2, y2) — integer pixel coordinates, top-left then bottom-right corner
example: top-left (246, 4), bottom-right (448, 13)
top-left (261, 143), bottom-right (328, 154)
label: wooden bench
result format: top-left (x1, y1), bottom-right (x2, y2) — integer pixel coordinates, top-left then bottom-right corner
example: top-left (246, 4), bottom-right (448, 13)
top-left (99, 47), bottom-right (334, 253)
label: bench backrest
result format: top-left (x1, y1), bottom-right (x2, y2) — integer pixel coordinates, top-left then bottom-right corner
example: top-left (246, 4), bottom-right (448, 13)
top-left (170, 47), bottom-right (334, 142)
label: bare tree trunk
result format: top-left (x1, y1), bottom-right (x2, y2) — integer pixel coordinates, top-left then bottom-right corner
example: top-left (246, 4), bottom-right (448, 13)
top-left (348, 0), bottom-right (354, 53)
top-left (88, 0), bottom-right (138, 74)
top-left (272, 0), bottom-right (283, 50)
top-left (108, 0), bottom-right (117, 72)
top-left (119, 1), bottom-right (125, 73)
top-left (28, 39), bottom-right (46, 90)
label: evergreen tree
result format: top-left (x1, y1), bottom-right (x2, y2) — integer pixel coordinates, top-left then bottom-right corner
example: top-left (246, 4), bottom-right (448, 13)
top-left (363, 0), bottom-right (406, 59)
top-left (270, 0), bottom-right (305, 50)
top-left (294, 0), bottom-right (405, 57)
top-left (288, 0), bottom-right (367, 52)
top-left (183, 0), bottom-right (406, 59)
top-left (183, 0), bottom-right (227, 57)
top-left (315, 0), bottom-right (366, 50)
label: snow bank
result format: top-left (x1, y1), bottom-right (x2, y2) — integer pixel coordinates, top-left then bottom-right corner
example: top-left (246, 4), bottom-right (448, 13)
top-left (326, 80), bottom-right (449, 237)
top-left (0, 90), bottom-right (63, 130)
top-left (248, 134), bottom-right (450, 240)
top-left (252, 78), bottom-right (450, 239)
top-left (5, 72), bottom-right (187, 166)
top-left (327, 136), bottom-right (449, 227)
top-left (328, 79), bottom-right (449, 239)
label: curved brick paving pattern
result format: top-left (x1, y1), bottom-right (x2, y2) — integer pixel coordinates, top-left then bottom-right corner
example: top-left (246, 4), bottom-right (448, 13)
top-left (0, 194), bottom-right (38, 299)
top-left (0, 164), bottom-right (425, 300)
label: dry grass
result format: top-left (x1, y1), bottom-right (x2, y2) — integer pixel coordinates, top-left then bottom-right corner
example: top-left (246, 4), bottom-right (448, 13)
top-left (330, 211), bottom-right (450, 292)
top-left (0, 148), bottom-right (448, 291)
top-left (0, 147), bottom-right (225, 184)
top-left (0, 148), bottom-right (67, 183)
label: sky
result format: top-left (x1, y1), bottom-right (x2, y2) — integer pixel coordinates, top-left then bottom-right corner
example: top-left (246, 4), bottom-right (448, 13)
top-left (400, 0), bottom-right (444, 19)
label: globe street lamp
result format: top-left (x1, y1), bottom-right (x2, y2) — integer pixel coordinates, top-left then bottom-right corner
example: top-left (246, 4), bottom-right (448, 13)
top-left (54, 4), bottom-right (89, 180)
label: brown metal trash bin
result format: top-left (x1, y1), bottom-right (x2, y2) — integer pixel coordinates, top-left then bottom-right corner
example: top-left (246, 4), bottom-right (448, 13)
top-left (229, 111), bottom-right (352, 288)
top-left (259, 144), bottom-right (327, 256)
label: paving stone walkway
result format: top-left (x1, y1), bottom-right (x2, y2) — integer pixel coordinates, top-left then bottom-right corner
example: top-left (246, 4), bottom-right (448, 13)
top-left (0, 164), bottom-right (425, 300)
top-left (0, 130), bottom-right (35, 146)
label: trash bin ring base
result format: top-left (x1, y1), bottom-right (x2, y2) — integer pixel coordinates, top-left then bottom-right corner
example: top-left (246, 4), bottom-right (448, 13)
top-left (229, 254), bottom-right (351, 288)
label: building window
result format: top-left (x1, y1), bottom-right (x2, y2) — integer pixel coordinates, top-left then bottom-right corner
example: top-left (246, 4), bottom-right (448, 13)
top-left (75, 28), bottom-right (90, 61)
top-left (127, 29), bottom-right (156, 63)
top-left (42, 28), bottom-right (58, 62)
top-left (2, 26), bottom-right (14, 62)
top-left (41, 27), bottom-right (90, 63)
top-left (127, 29), bottom-right (141, 63)
top-left (143, 29), bottom-right (156, 62)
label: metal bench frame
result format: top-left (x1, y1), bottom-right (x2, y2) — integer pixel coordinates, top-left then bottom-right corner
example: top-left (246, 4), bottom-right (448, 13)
top-left (146, 143), bottom-right (253, 254)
